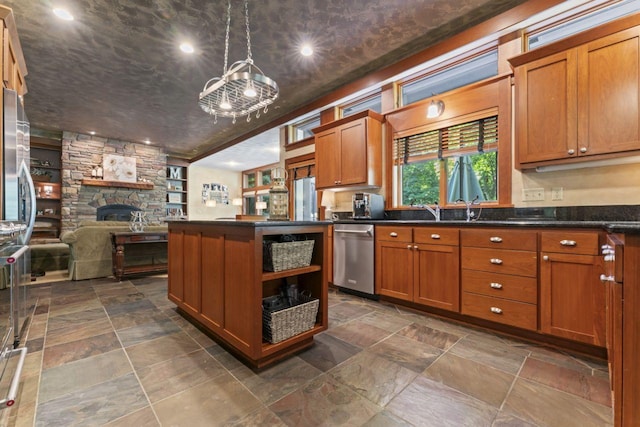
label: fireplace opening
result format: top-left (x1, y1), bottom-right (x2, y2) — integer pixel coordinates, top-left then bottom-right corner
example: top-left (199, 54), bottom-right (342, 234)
top-left (96, 204), bottom-right (141, 221)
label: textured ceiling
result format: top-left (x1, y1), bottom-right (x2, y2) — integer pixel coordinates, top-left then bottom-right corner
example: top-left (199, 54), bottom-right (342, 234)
top-left (4, 0), bottom-right (528, 160)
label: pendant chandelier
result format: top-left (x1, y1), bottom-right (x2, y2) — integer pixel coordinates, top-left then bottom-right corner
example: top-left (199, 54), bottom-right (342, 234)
top-left (198, 0), bottom-right (279, 124)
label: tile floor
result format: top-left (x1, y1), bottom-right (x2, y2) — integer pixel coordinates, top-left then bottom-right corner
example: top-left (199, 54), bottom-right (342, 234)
top-left (0, 275), bottom-right (613, 426)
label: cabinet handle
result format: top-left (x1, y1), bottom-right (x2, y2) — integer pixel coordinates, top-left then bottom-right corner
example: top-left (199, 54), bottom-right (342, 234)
top-left (568, 149), bottom-right (575, 155)
top-left (560, 240), bottom-right (577, 247)
top-left (390, 232), bottom-right (398, 237)
top-left (490, 258), bottom-right (503, 265)
top-left (430, 234), bottom-right (441, 240)
top-left (490, 307), bottom-right (503, 314)
top-left (413, 245), bottom-right (419, 250)
top-left (580, 147), bottom-right (587, 153)
top-left (489, 236), bottom-right (503, 243)
top-left (600, 274), bottom-right (615, 283)
top-left (490, 282), bottom-right (503, 289)
top-left (543, 255), bottom-right (549, 261)
top-left (407, 245), bottom-right (412, 250)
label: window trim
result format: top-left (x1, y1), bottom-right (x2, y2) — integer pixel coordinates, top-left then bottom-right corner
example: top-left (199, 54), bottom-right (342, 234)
top-left (338, 90), bottom-right (382, 119)
top-left (385, 74), bottom-right (512, 209)
top-left (286, 115), bottom-right (321, 145)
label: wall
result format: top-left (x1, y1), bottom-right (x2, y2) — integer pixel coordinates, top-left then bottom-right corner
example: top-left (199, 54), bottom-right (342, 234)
top-left (61, 132), bottom-right (167, 232)
top-left (187, 164), bottom-right (242, 220)
top-left (513, 161), bottom-right (640, 208)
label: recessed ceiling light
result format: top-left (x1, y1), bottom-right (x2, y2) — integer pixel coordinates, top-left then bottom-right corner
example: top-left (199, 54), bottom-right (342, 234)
top-left (89, 131), bottom-right (96, 135)
top-left (144, 139), bottom-right (151, 145)
top-left (300, 44), bottom-right (313, 57)
top-left (226, 161), bottom-right (239, 166)
top-left (53, 8), bottom-right (74, 21)
top-left (180, 42), bottom-right (194, 54)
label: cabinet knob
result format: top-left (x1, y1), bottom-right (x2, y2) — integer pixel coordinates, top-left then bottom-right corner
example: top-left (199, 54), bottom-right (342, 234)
top-left (490, 258), bottom-right (503, 265)
top-left (580, 147), bottom-right (587, 153)
top-left (414, 245), bottom-right (419, 250)
top-left (543, 255), bottom-right (549, 261)
top-left (490, 307), bottom-right (503, 314)
top-left (407, 245), bottom-right (412, 250)
top-left (489, 236), bottom-right (503, 243)
top-left (431, 234), bottom-right (441, 240)
top-left (560, 240), bottom-right (577, 247)
top-left (568, 149), bottom-right (575, 155)
top-left (390, 232), bottom-right (398, 237)
top-left (490, 282), bottom-right (503, 289)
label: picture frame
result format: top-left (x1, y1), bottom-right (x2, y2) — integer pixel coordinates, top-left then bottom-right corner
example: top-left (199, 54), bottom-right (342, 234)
top-left (103, 154), bottom-right (137, 182)
top-left (168, 193), bottom-right (182, 204)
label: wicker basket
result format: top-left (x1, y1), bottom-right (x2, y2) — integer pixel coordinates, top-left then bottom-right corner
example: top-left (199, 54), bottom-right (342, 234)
top-left (263, 298), bottom-right (319, 344)
top-left (263, 240), bottom-right (314, 272)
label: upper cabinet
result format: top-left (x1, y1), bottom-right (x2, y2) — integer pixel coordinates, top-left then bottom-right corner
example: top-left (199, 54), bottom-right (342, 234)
top-left (0, 6), bottom-right (27, 95)
top-left (313, 110), bottom-right (383, 190)
top-left (510, 14), bottom-right (640, 169)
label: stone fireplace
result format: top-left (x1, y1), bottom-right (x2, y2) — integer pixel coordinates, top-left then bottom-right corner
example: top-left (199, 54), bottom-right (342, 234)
top-left (61, 132), bottom-right (168, 233)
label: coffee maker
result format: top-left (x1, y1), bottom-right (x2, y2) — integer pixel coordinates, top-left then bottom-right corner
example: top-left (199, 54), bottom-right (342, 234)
top-left (352, 193), bottom-right (384, 219)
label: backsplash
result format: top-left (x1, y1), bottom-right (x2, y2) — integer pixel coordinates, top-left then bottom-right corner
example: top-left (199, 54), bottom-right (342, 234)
top-left (375, 205), bottom-right (640, 222)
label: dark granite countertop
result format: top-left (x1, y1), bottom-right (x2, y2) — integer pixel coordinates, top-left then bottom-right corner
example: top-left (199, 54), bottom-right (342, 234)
top-left (334, 219), bottom-right (611, 229)
top-left (167, 220), bottom-right (331, 227)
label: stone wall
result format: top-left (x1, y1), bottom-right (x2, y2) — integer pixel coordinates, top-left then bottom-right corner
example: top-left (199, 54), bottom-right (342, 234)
top-left (61, 131), bottom-right (167, 233)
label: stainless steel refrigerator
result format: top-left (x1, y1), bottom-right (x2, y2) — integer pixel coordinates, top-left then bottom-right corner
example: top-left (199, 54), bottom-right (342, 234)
top-left (0, 88), bottom-right (35, 409)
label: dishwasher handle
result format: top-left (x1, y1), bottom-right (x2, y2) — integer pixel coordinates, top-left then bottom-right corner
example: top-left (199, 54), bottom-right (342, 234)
top-left (335, 229), bottom-right (373, 237)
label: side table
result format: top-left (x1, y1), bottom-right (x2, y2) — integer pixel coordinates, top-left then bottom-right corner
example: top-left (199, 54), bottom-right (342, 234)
top-left (110, 231), bottom-right (168, 281)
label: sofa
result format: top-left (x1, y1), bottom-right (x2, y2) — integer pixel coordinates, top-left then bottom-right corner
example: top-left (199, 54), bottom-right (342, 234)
top-left (61, 221), bottom-right (168, 280)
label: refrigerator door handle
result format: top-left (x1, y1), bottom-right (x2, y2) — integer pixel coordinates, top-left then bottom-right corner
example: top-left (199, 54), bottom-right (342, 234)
top-left (18, 161), bottom-right (36, 245)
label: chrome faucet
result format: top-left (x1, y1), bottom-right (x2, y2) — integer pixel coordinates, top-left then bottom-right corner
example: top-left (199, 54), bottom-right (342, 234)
top-left (423, 203), bottom-right (441, 222)
top-left (456, 196), bottom-right (480, 222)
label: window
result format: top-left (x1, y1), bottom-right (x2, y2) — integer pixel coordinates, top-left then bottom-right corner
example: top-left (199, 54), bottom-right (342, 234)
top-left (286, 154), bottom-right (318, 221)
top-left (401, 50), bottom-right (498, 106)
top-left (394, 116), bottom-right (498, 206)
top-left (288, 115), bottom-right (321, 143)
top-left (341, 92), bottom-right (382, 117)
top-left (528, 0), bottom-right (639, 50)
top-left (242, 164), bottom-right (277, 215)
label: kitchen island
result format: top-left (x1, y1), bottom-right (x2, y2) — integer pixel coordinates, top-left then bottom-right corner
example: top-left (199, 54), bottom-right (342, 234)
top-left (167, 220), bottom-right (329, 368)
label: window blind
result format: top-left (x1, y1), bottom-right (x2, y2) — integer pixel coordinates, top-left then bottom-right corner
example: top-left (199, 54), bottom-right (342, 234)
top-left (394, 115), bottom-right (498, 165)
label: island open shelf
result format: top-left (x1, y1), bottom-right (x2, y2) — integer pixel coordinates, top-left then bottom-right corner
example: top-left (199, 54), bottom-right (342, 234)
top-left (167, 220), bottom-right (329, 368)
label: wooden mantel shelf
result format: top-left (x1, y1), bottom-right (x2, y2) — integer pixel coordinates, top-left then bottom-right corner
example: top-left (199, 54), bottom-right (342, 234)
top-left (81, 178), bottom-right (154, 190)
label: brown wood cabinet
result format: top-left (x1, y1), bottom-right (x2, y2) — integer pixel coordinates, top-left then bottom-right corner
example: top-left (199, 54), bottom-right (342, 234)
top-left (313, 110), bottom-right (382, 190)
top-left (376, 225), bottom-right (459, 311)
top-left (510, 15), bottom-right (640, 168)
top-left (168, 221), bottom-right (328, 368)
top-left (539, 230), bottom-right (606, 346)
top-left (461, 228), bottom-right (538, 330)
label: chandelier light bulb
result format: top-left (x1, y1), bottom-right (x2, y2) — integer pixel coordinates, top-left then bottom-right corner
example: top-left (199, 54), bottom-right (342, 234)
top-left (220, 91), bottom-right (232, 110)
top-left (243, 81), bottom-right (257, 98)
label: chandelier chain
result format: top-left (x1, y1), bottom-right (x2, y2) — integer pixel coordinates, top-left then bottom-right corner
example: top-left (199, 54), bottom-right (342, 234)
top-left (223, 0), bottom-right (231, 73)
top-left (245, 0), bottom-right (252, 61)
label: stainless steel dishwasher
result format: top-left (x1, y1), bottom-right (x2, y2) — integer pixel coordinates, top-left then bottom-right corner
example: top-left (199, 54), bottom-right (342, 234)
top-left (333, 223), bottom-right (376, 296)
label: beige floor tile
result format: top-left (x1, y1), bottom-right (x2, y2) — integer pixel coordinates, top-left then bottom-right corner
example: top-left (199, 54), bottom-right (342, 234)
top-left (325, 319), bottom-right (392, 348)
top-left (369, 333), bottom-right (442, 373)
top-left (397, 322), bottom-right (462, 350)
top-left (269, 374), bottom-right (380, 426)
top-left (153, 372), bottom-right (262, 427)
top-left (42, 331), bottom-right (122, 370)
top-left (386, 375), bottom-right (498, 427)
top-left (125, 331), bottom-right (201, 370)
top-left (449, 332), bottom-right (529, 374)
top-left (423, 352), bottom-right (515, 407)
top-left (137, 349), bottom-right (226, 403)
top-left (329, 351), bottom-right (418, 406)
top-left (39, 349), bottom-right (132, 403)
top-left (502, 378), bottom-right (612, 427)
top-left (44, 317), bottom-right (113, 347)
top-left (103, 406), bottom-right (160, 427)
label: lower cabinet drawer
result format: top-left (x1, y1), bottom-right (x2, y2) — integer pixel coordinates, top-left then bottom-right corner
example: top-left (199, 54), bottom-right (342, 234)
top-left (462, 292), bottom-right (537, 331)
top-left (461, 270), bottom-right (537, 304)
